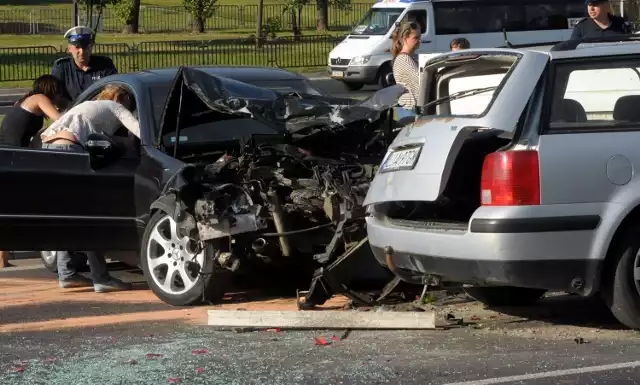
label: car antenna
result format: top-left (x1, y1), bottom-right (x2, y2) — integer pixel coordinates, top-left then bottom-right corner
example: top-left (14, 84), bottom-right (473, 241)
top-left (502, 28), bottom-right (513, 48)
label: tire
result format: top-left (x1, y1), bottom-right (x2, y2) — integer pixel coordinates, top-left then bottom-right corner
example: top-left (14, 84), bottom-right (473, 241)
top-left (141, 211), bottom-right (231, 306)
top-left (464, 285), bottom-right (547, 306)
top-left (378, 64), bottom-right (393, 88)
top-left (602, 226), bottom-right (640, 329)
top-left (40, 251), bottom-right (58, 273)
top-left (342, 81), bottom-right (364, 91)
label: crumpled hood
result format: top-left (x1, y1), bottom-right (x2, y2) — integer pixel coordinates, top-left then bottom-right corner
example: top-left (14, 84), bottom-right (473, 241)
top-left (158, 67), bottom-right (407, 144)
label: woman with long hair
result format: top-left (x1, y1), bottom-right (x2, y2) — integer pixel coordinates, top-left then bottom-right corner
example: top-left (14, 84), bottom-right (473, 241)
top-left (0, 75), bottom-right (69, 147)
top-left (39, 84), bottom-right (139, 293)
top-left (40, 84), bottom-right (139, 152)
top-left (391, 22), bottom-right (421, 119)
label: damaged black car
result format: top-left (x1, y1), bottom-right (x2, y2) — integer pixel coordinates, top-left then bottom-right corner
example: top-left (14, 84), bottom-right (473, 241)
top-left (0, 66), bottom-right (407, 306)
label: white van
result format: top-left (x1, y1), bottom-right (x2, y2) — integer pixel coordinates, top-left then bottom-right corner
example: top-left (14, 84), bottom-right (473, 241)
top-left (328, 0), bottom-right (587, 91)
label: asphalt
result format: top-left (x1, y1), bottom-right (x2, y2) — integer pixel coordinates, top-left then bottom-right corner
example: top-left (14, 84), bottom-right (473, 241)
top-left (2, 261), bottom-right (640, 385)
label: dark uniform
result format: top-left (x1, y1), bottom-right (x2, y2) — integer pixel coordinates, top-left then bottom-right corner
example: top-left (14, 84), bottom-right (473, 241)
top-left (52, 56), bottom-right (118, 101)
top-left (51, 26), bottom-right (118, 101)
top-left (570, 14), bottom-right (631, 40)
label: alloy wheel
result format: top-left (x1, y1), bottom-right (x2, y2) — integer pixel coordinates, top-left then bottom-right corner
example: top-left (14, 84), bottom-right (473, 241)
top-left (146, 215), bottom-right (205, 296)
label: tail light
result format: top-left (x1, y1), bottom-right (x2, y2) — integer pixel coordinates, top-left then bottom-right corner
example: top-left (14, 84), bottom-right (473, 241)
top-left (480, 150), bottom-right (540, 206)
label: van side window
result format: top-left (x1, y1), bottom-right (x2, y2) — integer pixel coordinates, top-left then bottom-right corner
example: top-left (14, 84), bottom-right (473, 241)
top-left (433, 0), bottom-right (585, 34)
top-left (405, 10), bottom-right (427, 34)
top-left (546, 60), bottom-right (640, 133)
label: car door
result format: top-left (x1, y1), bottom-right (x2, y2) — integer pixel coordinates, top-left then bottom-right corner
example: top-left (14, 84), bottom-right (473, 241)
top-left (0, 82), bottom-right (141, 251)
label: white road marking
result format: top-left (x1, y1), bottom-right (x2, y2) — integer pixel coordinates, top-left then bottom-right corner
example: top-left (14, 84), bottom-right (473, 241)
top-left (443, 361), bottom-right (640, 385)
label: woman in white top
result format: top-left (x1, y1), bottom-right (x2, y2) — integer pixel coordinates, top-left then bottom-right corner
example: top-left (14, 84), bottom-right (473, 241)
top-left (391, 22), bottom-right (421, 120)
top-left (41, 84), bottom-right (140, 152)
top-left (41, 84), bottom-right (139, 293)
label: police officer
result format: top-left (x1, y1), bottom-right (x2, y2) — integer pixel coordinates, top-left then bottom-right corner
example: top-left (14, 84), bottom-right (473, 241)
top-left (570, 0), bottom-right (631, 40)
top-left (52, 26), bottom-right (118, 101)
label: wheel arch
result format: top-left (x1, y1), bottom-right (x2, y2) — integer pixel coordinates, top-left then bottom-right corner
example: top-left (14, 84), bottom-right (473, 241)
top-left (376, 60), bottom-right (392, 82)
top-left (599, 203), bottom-right (640, 291)
top-left (149, 193), bottom-right (178, 218)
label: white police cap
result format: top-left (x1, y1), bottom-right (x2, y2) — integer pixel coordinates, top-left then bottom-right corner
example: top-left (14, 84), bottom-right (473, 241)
top-left (64, 26), bottom-right (95, 46)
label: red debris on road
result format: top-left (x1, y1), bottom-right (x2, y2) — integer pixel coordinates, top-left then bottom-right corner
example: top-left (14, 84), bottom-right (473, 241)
top-left (145, 353), bottom-right (164, 359)
top-left (191, 349), bottom-right (209, 354)
top-left (314, 337), bottom-right (331, 346)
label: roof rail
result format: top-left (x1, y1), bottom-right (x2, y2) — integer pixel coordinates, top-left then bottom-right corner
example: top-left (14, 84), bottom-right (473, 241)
top-left (497, 41), bottom-right (561, 49)
top-left (551, 35), bottom-right (640, 51)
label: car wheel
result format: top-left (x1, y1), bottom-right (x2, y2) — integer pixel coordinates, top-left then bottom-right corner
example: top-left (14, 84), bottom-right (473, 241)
top-left (41, 251), bottom-right (58, 273)
top-left (342, 81), bottom-right (364, 91)
top-left (141, 211), bottom-right (230, 306)
top-left (463, 285), bottom-right (547, 306)
top-left (378, 64), bottom-right (393, 88)
top-left (602, 226), bottom-right (640, 329)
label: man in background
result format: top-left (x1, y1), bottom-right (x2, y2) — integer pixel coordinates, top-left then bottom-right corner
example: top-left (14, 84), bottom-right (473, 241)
top-left (450, 38), bottom-right (471, 51)
top-left (570, 0), bottom-right (630, 39)
top-left (52, 26), bottom-right (118, 101)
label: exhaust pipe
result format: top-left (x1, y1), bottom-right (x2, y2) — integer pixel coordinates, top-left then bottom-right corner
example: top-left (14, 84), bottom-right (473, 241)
top-left (268, 189), bottom-right (291, 257)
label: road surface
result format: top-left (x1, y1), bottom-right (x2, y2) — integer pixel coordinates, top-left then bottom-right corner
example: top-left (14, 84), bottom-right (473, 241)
top-left (1, 259), bottom-right (640, 385)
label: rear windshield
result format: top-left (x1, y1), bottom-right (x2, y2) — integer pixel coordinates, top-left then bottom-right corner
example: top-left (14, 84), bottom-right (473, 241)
top-left (422, 54), bottom-right (519, 118)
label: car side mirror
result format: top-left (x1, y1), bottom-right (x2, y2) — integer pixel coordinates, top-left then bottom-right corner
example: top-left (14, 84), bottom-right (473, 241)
top-left (86, 133), bottom-right (120, 167)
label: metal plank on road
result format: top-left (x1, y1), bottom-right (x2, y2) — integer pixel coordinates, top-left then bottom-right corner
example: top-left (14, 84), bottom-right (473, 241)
top-left (207, 310), bottom-right (436, 330)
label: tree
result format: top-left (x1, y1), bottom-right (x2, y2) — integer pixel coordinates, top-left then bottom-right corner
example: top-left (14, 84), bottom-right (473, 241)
top-left (74, 0), bottom-right (110, 33)
top-left (283, 0), bottom-right (309, 40)
top-left (316, 0), bottom-right (351, 32)
top-left (182, 0), bottom-right (218, 33)
top-left (112, 0), bottom-right (141, 33)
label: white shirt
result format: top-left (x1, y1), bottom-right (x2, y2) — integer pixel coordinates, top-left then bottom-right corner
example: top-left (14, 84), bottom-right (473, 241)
top-left (41, 100), bottom-right (140, 144)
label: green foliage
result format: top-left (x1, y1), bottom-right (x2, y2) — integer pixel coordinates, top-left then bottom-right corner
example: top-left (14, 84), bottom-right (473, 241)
top-left (329, 0), bottom-right (351, 11)
top-left (111, 0), bottom-right (136, 25)
top-left (263, 16), bottom-right (281, 38)
top-left (182, 0), bottom-right (218, 20)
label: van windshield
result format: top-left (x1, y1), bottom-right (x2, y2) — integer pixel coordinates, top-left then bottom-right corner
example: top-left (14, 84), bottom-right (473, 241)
top-left (352, 8), bottom-right (403, 35)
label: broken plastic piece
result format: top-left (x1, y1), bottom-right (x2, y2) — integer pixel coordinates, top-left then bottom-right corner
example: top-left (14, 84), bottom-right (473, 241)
top-left (11, 367), bottom-right (25, 373)
top-left (264, 328), bottom-right (282, 333)
top-left (196, 368), bottom-right (205, 373)
top-left (146, 353), bottom-right (164, 358)
top-left (314, 337), bottom-right (331, 346)
top-left (331, 336), bottom-right (341, 341)
top-left (168, 378), bottom-right (181, 383)
top-left (144, 333), bottom-right (154, 337)
top-left (191, 349), bottom-right (209, 354)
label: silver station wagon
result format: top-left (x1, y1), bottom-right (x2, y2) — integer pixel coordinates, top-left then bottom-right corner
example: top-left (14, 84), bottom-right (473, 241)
top-left (365, 36), bottom-right (640, 329)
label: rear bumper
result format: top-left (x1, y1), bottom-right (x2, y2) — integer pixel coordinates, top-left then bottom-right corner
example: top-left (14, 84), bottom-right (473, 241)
top-left (327, 65), bottom-right (379, 84)
top-left (366, 212), bottom-right (603, 295)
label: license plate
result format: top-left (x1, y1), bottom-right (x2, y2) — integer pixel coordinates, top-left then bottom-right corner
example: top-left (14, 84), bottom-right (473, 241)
top-left (331, 71), bottom-right (344, 78)
top-left (380, 146), bottom-right (422, 172)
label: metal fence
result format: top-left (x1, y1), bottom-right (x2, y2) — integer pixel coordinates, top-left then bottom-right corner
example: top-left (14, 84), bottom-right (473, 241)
top-left (0, 4), bottom-right (372, 35)
top-left (0, 35), bottom-right (344, 82)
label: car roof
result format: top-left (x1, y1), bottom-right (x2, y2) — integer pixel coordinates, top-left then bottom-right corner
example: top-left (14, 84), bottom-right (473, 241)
top-left (110, 66), bottom-right (309, 87)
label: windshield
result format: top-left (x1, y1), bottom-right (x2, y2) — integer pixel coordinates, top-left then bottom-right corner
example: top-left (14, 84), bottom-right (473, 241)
top-left (351, 7), bottom-right (404, 35)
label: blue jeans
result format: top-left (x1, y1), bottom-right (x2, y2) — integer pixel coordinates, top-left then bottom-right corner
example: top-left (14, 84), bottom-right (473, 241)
top-left (42, 142), bottom-right (110, 284)
top-left (57, 251), bottom-right (110, 283)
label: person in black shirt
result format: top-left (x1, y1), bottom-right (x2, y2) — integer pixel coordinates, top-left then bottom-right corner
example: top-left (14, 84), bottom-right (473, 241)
top-left (0, 74), bottom-right (67, 147)
top-left (570, 0), bottom-right (631, 40)
top-left (52, 26), bottom-right (118, 101)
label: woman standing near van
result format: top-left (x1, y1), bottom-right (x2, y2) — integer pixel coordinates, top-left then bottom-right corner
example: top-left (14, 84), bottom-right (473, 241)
top-left (392, 22), bottom-right (421, 119)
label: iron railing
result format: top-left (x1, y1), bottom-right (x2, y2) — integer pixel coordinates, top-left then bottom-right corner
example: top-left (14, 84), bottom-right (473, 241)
top-left (0, 35), bottom-right (344, 82)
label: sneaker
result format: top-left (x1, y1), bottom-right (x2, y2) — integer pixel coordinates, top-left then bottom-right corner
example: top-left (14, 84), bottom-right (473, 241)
top-left (59, 275), bottom-right (94, 289)
top-left (94, 277), bottom-right (133, 293)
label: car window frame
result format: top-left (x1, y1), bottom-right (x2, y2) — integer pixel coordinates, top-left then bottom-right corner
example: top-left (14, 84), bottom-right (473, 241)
top-left (541, 55), bottom-right (640, 135)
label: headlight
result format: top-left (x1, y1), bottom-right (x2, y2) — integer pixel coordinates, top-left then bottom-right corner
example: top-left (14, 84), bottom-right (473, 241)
top-left (350, 55), bottom-right (371, 65)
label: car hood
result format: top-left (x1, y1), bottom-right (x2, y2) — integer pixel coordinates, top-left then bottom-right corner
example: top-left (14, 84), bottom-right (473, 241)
top-left (157, 66), bottom-right (407, 146)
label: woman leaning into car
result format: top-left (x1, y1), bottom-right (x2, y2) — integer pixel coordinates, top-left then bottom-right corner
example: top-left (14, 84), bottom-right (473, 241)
top-left (391, 21), bottom-right (421, 120)
top-left (39, 84), bottom-right (140, 292)
top-left (0, 75), bottom-right (70, 268)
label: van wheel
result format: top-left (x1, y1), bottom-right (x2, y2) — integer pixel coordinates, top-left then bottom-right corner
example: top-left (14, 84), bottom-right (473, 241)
top-left (378, 64), bottom-right (393, 88)
top-left (141, 211), bottom-right (231, 306)
top-left (342, 81), bottom-right (364, 91)
top-left (602, 226), bottom-right (640, 329)
top-left (41, 251), bottom-right (58, 273)
top-left (464, 286), bottom-right (547, 306)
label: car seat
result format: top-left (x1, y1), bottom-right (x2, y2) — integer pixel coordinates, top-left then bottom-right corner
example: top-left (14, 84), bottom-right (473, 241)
top-left (553, 98), bottom-right (587, 123)
top-left (613, 95), bottom-right (640, 122)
